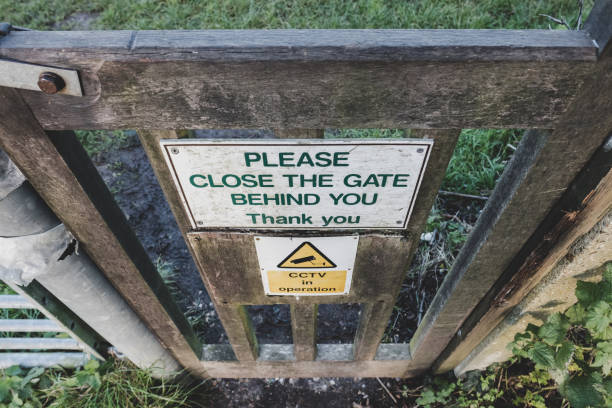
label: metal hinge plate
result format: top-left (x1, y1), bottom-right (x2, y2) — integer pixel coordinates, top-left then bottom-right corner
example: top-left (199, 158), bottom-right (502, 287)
top-left (0, 59), bottom-right (83, 96)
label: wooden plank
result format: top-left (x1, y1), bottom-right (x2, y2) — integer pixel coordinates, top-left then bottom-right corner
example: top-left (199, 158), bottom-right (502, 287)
top-left (202, 359), bottom-right (423, 378)
top-left (410, 7), bottom-right (612, 373)
top-left (0, 89), bottom-right (204, 376)
top-left (0, 31), bottom-right (596, 130)
top-left (215, 304), bottom-right (259, 361)
top-left (435, 139), bottom-right (612, 372)
top-left (291, 304), bottom-right (317, 361)
top-left (351, 129), bottom-right (459, 361)
top-left (278, 130), bottom-right (322, 361)
top-left (138, 130), bottom-right (260, 362)
top-left (353, 301), bottom-right (393, 360)
top-left (2, 30), bottom-right (595, 62)
top-left (409, 130), bottom-right (551, 370)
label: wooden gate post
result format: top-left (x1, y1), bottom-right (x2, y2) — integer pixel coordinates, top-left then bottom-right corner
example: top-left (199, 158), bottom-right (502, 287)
top-left (0, 89), bottom-right (205, 376)
top-left (410, 0), bottom-right (612, 374)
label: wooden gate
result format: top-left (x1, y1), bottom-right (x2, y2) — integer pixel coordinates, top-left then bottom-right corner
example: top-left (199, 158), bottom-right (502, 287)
top-left (0, 1), bottom-right (610, 378)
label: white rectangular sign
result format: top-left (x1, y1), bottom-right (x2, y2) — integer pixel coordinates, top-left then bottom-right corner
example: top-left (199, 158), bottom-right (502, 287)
top-left (160, 139), bottom-right (432, 229)
top-left (254, 236), bottom-right (359, 296)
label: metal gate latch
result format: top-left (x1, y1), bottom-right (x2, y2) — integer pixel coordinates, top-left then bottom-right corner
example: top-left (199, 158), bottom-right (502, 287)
top-left (0, 23), bottom-right (83, 96)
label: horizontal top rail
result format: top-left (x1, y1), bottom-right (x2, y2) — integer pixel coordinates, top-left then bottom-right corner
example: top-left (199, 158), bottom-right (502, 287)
top-left (0, 29), bottom-right (602, 130)
top-left (0, 29), bottom-right (597, 62)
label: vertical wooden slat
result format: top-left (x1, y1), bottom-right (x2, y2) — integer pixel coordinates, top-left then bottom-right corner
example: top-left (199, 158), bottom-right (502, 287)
top-left (0, 89), bottom-right (204, 376)
top-left (278, 129), bottom-right (324, 361)
top-left (291, 304), bottom-right (318, 361)
top-left (215, 304), bottom-right (259, 361)
top-left (353, 301), bottom-right (393, 360)
top-left (352, 129), bottom-right (461, 361)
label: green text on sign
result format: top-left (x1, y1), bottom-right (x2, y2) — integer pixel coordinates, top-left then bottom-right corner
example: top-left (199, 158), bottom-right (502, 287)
top-left (160, 139), bottom-right (433, 229)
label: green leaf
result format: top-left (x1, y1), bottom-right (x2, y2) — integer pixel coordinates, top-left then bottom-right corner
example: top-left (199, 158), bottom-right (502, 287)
top-left (527, 342), bottom-right (556, 369)
top-left (592, 341), bottom-right (612, 375)
top-left (416, 389), bottom-right (438, 406)
top-left (2, 368), bottom-right (21, 378)
top-left (566, 304), bottom-right (587, 325)
top-left (75, 372), bottom-right (101, 390)
top-left (603, 264), bottom-right (612, 283)
top-left (19, 368), bottom-right (43, 389)
top-left (0, 381), bottom-right (9, 403)
top-left (575, 281), bottom-right (604, 307)
top-left (561, 373), bottom-right (605, 408)
top-left (553, 341), bottom-right (574, 371)
top-left (585, 301), bottom-right (612, 340)
top-left (83, 359), bottom-right (99, 372)
top-left (538, 313), bottom-right (569, 345)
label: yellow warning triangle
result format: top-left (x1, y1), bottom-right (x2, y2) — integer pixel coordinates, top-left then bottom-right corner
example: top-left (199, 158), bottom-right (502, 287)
top-left (277, 242), bottom-right (336, 268)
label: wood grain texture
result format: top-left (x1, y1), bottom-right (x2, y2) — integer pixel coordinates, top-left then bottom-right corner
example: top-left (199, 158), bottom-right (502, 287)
top-left (435, 138), bottom-right (612, 372)
top-left (202, 359), bottom-right (424, 378)
top-left (187, 232), bottom-right (412, 305)
top-left (353, 301), bottom-right (393, 361)
top-left (291, 304), bottom-right (318, 361)
top-left (0, 30), bottom-right (596, 129)
top-left (215, 304), bottom-right (259, 361)
top-left (411, 9), bottom-right (612, 372)
top-left (139, 130), bottom-right (263, 362)
top-left (1, 29), bottom-right (595, 61)
top-left (442, 172), bottom-right (612, 373)
top-left (0, 90), bottom-right (204, 376)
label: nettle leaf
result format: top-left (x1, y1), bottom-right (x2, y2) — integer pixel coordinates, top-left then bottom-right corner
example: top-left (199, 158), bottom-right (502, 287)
top-left (527, 342), bottom-right (556, 369)
top-left (561, 373), bottom-right (605, 408)
top-left (538, 313), bottom-right (569, 345)
top-left (553, 341), bottom-right (574, 371)
top-left (566, 304), bottom-right (586, 325)
top-left (585, 301), bottom-right (612, 340)
top-left (603, 265), bottom-right (612, 283)
top-left (592, 341), bottom-right (612, 375)
top-left (575, 281), bottom-right (604, 307)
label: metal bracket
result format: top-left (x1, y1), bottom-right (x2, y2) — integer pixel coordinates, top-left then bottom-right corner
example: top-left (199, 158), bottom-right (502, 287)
top-left (0, 59), bottom-right (83, 97)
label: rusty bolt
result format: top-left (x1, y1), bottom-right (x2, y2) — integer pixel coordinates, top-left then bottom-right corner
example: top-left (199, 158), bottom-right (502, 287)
top-left (37, 72), bottom-right (66, 94)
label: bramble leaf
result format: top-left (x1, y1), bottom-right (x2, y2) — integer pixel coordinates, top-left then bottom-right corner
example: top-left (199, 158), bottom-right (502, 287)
top-left (538, 313), bottom-right (569, 345)
top-left (566, 304), bottom-right (586, 325)
top-left (591, 341), bottom-right (612, 375)
top-left (553, 341), bottom-right (574, 371)
top-left (561, 373), bottom-right (604, 408)
top-left (527, 342), bottom-right (556, 369)
top-left (575, 281), bottom-right (604, 307)
top-left (585, 301), bottom-right (612, 340)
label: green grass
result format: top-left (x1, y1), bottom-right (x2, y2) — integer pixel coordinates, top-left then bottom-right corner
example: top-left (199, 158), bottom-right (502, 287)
top-left (443, 129), bottom-right (523, 196)
top-left (1, 359), bottom-right (210, 407)
top-left (0, 0), bottom-right (593, 30)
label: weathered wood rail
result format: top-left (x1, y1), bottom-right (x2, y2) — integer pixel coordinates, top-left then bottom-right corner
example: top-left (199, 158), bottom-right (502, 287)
top-left (0, 0), bottom-right (610, 378)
